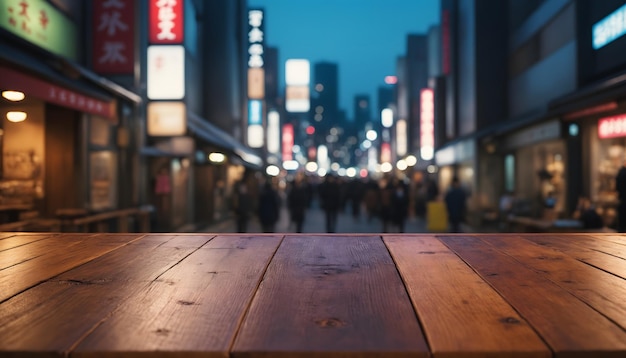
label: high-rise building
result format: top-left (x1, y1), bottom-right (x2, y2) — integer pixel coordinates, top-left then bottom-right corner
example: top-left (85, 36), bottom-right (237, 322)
top-left (353, 94), bottom-right (372, 134)
top-left (312, 62), bottom-right (339, 137)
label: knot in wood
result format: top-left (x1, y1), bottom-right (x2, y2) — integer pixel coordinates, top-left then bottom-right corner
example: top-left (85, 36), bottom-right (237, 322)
top-left (315, 317), bottom-right (346, 328)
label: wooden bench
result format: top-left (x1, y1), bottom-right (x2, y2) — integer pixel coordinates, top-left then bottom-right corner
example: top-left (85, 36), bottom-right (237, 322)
top-left (0, 233), bottom-right (624, 357)
top-left (61, 206), bottom-right (153, 233)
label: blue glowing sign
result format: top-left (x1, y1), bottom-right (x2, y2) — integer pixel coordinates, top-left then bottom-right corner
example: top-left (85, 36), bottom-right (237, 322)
top-left (248, 100), bottom-right (262, 125)
top-left (592, 4), bottom-right (626, 49)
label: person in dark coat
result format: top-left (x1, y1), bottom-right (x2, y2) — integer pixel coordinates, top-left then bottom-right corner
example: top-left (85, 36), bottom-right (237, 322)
top-left (257, 181), bottom-right (281, 233)
top-left (444, 176), bottom-right (467, 233)
top-left (318, 174), bottom-right (341, 233)
top-left (391, 179), bottom-right (410, 232)
top-left (232, 179), bottom-right (253, 233)
top-left (616, 160), bottom-right (626, 232)
top-left (287, 176), bottom-right (309, 233)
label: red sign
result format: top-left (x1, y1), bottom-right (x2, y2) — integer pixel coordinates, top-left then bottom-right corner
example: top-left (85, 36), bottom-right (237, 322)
top-left (149, 0), bottom-right (184, 44)
top-left (92, 0), bottom-right (135, 74)
top-left (598, 114), bottom-right (626, 139)
top-left (0, 66), bottom-right (117, 121)
top-left (282, 124), bottom-right (294, 161)
top-left (420, 88), bottom-right (435, 160)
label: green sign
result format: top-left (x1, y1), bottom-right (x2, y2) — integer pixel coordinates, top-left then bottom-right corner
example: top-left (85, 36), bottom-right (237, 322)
top-left (0, 0), bottom-right (77, 60)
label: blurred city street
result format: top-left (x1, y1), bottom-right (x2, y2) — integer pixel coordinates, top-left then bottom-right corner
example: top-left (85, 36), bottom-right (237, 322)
top-left (199, 196), bottom-right (431, 234)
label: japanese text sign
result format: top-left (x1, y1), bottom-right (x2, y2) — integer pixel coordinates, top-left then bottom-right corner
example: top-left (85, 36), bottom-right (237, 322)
top-left (0, 0), bottom-right (77, 59)
top-left (149, 0), bottom-right (184, 44)
top-left (92, 0), bottom-right (135, 74)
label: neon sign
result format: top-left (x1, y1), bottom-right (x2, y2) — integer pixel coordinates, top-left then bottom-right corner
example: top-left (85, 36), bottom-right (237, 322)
top-left (593, 4), bottom-right (626, 50)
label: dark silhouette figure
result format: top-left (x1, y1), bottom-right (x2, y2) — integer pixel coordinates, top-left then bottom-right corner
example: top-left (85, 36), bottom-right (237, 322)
top-left (391, 180), bottom-right (410, 232)
top-left (379, 178), bottom-right (394, 233)
top-left (363, 178), bottom-right (380, 220)
top-left (616, 160), bottom-right (626, 232)
top-left (573, 196), bottom-right (604, 229)
top-left (318, 174), bottom-right (341, 233)
top-left (232, 179), bottom-right (252, 233)
top-left (257, 181), bottom-right (281, 233)
top-left (444, 176), bottom-right (467, 233)
top-left (288, 176), bottom-right (309, 233)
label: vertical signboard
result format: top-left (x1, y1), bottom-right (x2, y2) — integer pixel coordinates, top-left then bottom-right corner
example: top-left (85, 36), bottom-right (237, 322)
top-left (248, 100), bottom-right (264, 148)
top-left (247, 9), bottom-right (265, 99)
top-left (147, 45), bottom-right (185, 100)
top-left (149, 0), bottom-right (184, 44)
top-left (285, 59), bottom-right (310, 113)
top-left (92, 0), bottom-right (135, 74)
top-left (420, 88), bottom-right (434, 160)
top-left (247, 9), bottom-right (265, 148)
top-left (282, 124), bottom-right (294, 161)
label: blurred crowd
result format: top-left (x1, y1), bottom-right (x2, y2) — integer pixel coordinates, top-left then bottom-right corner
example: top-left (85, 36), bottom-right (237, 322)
top-left (229, 170), bottom-right (469, 234)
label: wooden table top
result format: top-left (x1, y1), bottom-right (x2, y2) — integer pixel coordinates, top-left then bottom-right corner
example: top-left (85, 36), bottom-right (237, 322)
top-left (1, 232), bottom-right (625, 357)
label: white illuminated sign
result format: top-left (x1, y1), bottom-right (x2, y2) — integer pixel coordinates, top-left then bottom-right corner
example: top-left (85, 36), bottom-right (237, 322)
top-left (593, 4), bottom-right (626, 49)
top-left (267, 110), bottom-right (280, 154)
top-left (147, 45), bottom-right (185, 100)
top-left (248, 10), bottom-right (264, 68)
top-left (248, 125), bottom-right (264, 148)
top-left (285, 59), bottom-right (310, 86)
top-left (147, 101), bottom-right (186, 136)
top-left (420, 88), bottom-right (434, 161)
top-left (396, 119), bottom-right (407, 156)
top-left (381, 108), bottom-right (393, 128)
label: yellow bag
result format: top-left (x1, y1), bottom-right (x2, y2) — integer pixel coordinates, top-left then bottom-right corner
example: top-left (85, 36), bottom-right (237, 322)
top-left (427, 201), bottom-right (448, 232)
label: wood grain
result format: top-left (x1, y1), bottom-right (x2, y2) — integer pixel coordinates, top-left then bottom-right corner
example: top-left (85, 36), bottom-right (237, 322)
top-left (72, 235), bottom-right (283, 358)
top-left (385, 234), bottom-right (550, 358)
top-left (440, 235), bottom-right (626, 357)
top-left (523, 234), bottom-right (626, 279)
top-left (232, 235), bottom-right (429, 358)
top-left (480, 235), bottom-right (626, 330)
top-left (0, 233), bottom-right (142, 302)
top-left (0, 235), bottom-right (210, 355)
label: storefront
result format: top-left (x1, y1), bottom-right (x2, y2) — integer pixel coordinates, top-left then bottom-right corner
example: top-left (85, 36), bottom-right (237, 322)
top-left (497, 119), bottom-right (566, 219)
top-left (0, 60), bottom-right (139, 220)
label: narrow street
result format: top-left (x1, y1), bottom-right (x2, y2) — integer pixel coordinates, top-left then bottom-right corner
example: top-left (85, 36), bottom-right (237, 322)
top-left (200, 196), bottom-right (431, 234)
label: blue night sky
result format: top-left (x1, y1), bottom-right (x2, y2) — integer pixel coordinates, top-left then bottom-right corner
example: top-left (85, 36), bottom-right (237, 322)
top-left (247, 0), bottom-right (440, 119)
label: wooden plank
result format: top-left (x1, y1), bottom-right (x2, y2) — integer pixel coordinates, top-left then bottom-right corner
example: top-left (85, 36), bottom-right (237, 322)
top-left (0, 234), bottom-right (143, 302)
top-left (523, 234), bottom-right (626, 279)
top-left (440, 235), bottom-right (626, 357)
top-left (72, 235), bottom-right (283, 358)
top-left (232, 235), bottom-right (429, 358)
top-left (591, 234), bottom-right (626, 248)
top-left (0, 232), bottom-right (17, 240)
top-left (0, 233), bottom-right (56, 253)
top-left (480, 235), bottom-right (626, 331)
top-left (0, 234), bottom-right (213, 356)
top-left (384, 235), bottom-right (550, 358)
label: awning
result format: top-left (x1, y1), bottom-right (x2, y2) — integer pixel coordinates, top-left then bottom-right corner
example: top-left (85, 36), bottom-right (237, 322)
top-left (0, 41), bottom-right (141, 104)
top-left (548, 70), bottom-right (626, 116)
top-left (187, 112), bottom-right (264, 170)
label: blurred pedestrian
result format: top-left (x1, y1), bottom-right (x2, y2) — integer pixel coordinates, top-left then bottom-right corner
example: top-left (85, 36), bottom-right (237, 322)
top-left (573, 196), bottom-right (604, 229)
top-left (391, 179), bottom-right (410, 232)
top-left (257, 180), bottom-right (281, 233)
top-left (318, 174), bottom-right (341, 233)
top-left (444, 176), bottom-right (467, 233)
top-left (232, 178), bottom-right (252, 233)
top-left (616, 159), bottom-right (626, 232)
top-left (363, 177), bottom-right (380, 220)
top-left (288, 175), bottom-right (309, 233)
top-left (379, 177), bottom-right (394, 233)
